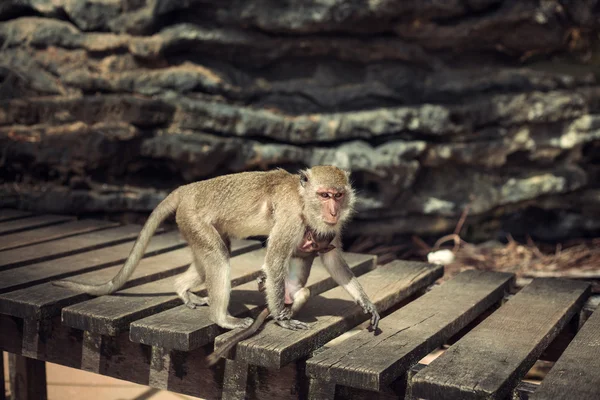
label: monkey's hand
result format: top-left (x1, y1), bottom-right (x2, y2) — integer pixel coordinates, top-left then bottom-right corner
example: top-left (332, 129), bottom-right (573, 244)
top-left (358, 299), bottom-right (380, 332)
top-left (276, 319), bottom-right (310, 330)
top-left (272, 308), bottom-right (310, 330)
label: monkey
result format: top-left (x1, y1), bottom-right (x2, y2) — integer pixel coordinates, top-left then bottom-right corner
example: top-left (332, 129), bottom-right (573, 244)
top-left (53, 166), bottom-right (380, 333)
top-left (205, 227), bottom-right (338, 366)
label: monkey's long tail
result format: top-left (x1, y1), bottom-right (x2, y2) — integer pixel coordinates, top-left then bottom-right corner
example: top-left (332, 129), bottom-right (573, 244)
top-left (52, 189), bottom-right (181, 295)
top-left (205, 307), bottom-right (270, 367)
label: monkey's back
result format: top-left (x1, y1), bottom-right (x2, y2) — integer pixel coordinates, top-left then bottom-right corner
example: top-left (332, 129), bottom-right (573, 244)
top-left (176, 169), bottom-right (301, 239)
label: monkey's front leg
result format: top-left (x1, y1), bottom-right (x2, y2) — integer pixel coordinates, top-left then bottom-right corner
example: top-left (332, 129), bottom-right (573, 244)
top-left (263, 224), bottom-right (309, 330)
top-left (320, 243), bottom-right (381, 331)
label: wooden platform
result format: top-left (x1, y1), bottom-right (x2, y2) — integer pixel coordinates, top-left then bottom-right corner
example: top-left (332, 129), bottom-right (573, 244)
top-left (0, 209), bottom-right (599, 400)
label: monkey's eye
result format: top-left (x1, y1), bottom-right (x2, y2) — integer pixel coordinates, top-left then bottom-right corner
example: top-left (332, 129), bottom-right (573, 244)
top-left (334, 193), bottom-right (343, 198)
top-left (319, 193), bottom-right (329, 198)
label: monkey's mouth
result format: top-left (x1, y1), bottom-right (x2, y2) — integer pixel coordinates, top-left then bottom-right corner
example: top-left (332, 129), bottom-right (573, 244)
top-left (324, 217), bottom-right (339, 225)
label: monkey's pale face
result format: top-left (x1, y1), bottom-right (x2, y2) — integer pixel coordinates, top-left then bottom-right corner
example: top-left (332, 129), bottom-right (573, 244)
top-left (299, 166), bottom-right (356, 234)
top-left (317, 188), bottom-right (345, 225)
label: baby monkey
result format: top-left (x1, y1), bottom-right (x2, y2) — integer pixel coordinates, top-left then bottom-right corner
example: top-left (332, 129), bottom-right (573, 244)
top-left (54, 166), bottom-right (379, 335)
top-left (206, 227), bottom-right (337, 366)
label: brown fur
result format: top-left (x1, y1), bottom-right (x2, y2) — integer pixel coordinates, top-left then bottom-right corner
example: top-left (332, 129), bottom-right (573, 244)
top-left (53, 166), bottom-right (379, 337)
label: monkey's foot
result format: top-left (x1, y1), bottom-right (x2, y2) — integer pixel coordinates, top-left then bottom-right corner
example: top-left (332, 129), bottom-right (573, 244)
top-left (181, 291), bottom-right (209, 309)
top-left (218, 316), bottom-right (254, 330)
top-left (275, 319), bottom-right (310, 330)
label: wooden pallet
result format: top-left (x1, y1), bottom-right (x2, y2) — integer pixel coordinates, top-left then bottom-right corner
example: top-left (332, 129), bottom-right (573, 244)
top-left (0, 209), bottom-right (598, 400)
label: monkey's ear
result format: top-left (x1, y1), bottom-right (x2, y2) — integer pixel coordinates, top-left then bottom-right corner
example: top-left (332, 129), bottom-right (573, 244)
top-left (299, 170), bottom-right (309, 187)
top-left (343, 169), bottom-right (351, 179)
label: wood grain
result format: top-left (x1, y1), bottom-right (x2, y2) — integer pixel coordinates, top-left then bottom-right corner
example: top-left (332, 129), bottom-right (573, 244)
top-left (0, 214), bottom-right (74, 236)
top-left (530, 307), bottom-right (600, 400)
top-left (222, 359), bottom-right (250, 400)
top-left (0, 224), bottom-right (147, 270)
top-left (0, 230), bottom-right (185, 295)
top-left (411, 278), bottom-right (590, 400)
top-left (0, 219), bottom-right (118, 251)
top-left (216, 260), bottom-right (444, 369)
top-left (0, 245), bottom-right (196, 319)
top-left (61, 245), bottom-right (265, 336)
top-left (306, 270), bottom-right (515, 391)
top-left (130, 252), bottom-right (376, 351)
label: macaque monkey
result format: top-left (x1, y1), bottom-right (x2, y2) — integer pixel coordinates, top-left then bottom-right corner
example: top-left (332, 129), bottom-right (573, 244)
top-left (53, 166), bottom-right (380, 333)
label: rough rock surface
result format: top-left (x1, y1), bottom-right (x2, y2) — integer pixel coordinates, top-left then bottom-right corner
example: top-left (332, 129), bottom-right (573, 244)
top-left (1, 0), bottom-right (600, 247)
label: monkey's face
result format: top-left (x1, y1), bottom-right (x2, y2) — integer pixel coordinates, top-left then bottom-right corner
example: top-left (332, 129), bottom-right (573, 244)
top-left (300, 166), bottom-right (356, 232)
top-left (317, 189), bottom-right (345, 225)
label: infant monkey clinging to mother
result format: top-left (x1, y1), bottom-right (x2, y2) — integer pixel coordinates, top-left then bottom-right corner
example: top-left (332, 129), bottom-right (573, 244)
top-left (53, 165), bottom-right (380, 336)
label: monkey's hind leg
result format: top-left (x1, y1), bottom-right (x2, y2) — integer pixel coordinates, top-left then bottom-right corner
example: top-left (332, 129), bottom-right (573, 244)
top-left (183, 225), bottom-right (252, 330)
top-left (175, 264), bottom-right (209, 309)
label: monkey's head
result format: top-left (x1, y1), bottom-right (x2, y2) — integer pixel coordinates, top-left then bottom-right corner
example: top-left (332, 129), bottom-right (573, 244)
top-left (299, 166), bottom-right (356, 233)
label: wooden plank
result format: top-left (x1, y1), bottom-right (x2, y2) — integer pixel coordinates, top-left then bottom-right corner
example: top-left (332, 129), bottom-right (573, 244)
top-left (530, 307), bottom-right (600, 400)
top-left (406, 363), bottom-right (538, 400)
top-left (0, 230), bottom-right (185, 294)
top-left (0, 314), bottom-right (152, 388)
top-left (0, 209), bottom-right (32, 222)
top-left (308, 378), bottom-right (337, 399)
top-left (221, 359), bottom-right (250, 400)
top-left (8, 354), bottom-right (47, 400)
top-left (0, 219), bottom-right (119, 251)
top-left (0, 239), bottom-right (259, 320)
top-left (0, 225), bottom-right (141, 271)
top-left (61, 245), bottom-right (266, 336)
top-left (129, 252), bottom-right (376, 351)
top-left (0, 224), bottom-right (148, 270)
top-left (0, 214), bottom-right (74, 236)
top-left (306, 270), bottom-right (515, 392)
top-left (0, 246), bottom-right (191, 320)
top-left (411, 278), bottom-right (590, 400)
top-left (215, 260), bottom-right (444, 369)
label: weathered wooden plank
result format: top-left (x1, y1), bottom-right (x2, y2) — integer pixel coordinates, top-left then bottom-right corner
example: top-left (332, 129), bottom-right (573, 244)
top-left (406, 363), bottom-right (538, 400)
top-left (411, 278), bottom-right (590, 400)
top-left (61, 245), bottom-right (265, 336)
top-left (0, 239), bottom-right (258, 320)
top-left (308, 378), bottom-right (337, 399)
top-left (306, 270), bottom-right (515, 392)
top-left (143, 344), bottom-right (224, 399)
top-left (0, 248), bottom-right (190, 320)
top-left (0, 224), bottom-right (148, 270)
top-left (0, 214), bottom-right (74, 236)
top-left (130, 252), bottom-right (376, 351)
top-left (0, 230), bottom-right (185, 294)
top-left (0, 313), bottom-right (148, 384)
top-left (215, 260), bottom-right (444, 369)
top-left (0, 219), bottom-right (119, 251)
top-left (8, 354), bottom-right (47, 400)
top-left (222, 359), bottom-right (251, 400)
top-left (21, 318), bottom-right (53, 359)
top-left (530, 307), bottom-right (600, 400)
top-left (0, 209), bottom-right (32, 222)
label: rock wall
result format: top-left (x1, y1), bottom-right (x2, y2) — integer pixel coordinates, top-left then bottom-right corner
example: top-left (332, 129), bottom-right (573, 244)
top-left (1, 0), bottom-right (600, 246)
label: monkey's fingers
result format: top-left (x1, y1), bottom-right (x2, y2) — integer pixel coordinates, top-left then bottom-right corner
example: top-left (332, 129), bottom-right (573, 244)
top-left (370, 311), bottom-right (380, 331)
top-left (275, 319), bottom-right (309, 330)
top-left (288, 319), bottom-right (310, 330)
